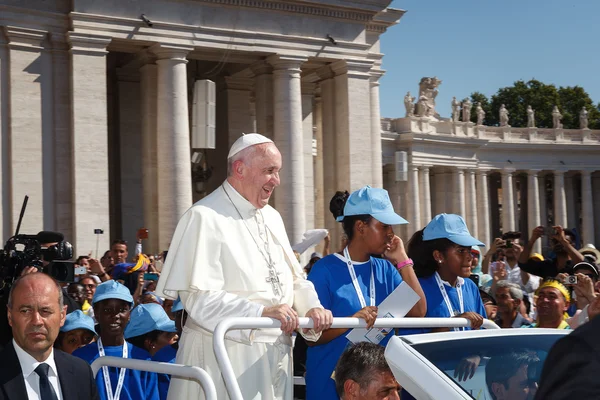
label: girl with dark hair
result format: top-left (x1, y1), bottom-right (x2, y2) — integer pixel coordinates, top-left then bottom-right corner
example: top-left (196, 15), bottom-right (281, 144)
top-left (407, 213), bottom-right (487, 332)
top-left (54, 310), bottom-right (97, 354)
top-left (124, 303), bottom-right (178, 357)
top-left (305, 186), bottom-right (426, 399)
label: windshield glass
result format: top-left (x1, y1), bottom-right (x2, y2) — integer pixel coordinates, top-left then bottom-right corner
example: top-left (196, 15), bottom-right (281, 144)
top-left (411, 333), bottom-right (566, 400)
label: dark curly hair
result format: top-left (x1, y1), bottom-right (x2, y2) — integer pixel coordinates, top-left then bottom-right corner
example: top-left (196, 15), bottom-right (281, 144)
top-left (406, 229), bottom-right (455, 278)
top-left (329, 191), bottom-right (371, 242)
top-left (127, 330), bottom-right (162, 352)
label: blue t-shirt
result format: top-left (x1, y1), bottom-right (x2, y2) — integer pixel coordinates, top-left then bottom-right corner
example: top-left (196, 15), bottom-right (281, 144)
top-left (73, 341), bottom-right (160, 400)
top-left (400, 275), bottom-right (487, 400)
top-left (306, 254), bottom-right (403, 400)
top-left (152, 345), bottom-right (178, 400)
top-left (417, 273), bottom-right (487, 332)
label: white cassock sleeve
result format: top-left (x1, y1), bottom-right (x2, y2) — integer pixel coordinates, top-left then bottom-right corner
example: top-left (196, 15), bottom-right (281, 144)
top-left (288, 256), bottom-right (324, 342)
top-left (181, 290), bottom-right (264, 345)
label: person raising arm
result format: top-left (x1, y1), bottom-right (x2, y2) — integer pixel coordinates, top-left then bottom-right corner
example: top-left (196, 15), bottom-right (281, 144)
top-left (305, 187), bottom-right (426, 400)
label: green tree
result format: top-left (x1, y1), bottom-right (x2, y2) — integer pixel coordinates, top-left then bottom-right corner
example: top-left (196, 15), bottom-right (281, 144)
top-left (557, 86), bottom-right (600, 129)
top-left (469, 91), bottom-right (492, 125)
top-left (490, 80), bottom-right (560, 128)
top-left (474, 79), bottom-right (599, 129)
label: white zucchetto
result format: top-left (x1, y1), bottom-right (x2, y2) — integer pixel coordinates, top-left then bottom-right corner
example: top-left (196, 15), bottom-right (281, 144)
top-left (227, 133), bottom-right (273, 159)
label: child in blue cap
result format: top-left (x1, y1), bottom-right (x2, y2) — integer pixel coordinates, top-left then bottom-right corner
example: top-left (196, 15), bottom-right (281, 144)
top-left (125, 303), bottom-right (178, 356)
top-left (150, 299), bottom-right (187, 400)
top-left (399, 214), bottom-right (488, 400)
top-left (54, 310), bottom-right (97, 355)
top-left (73, 280), bottom-right (159, 400)
top-left (407, 213), bottom-right (487, 331)
top-left (305, 186), bottom-right (427, 400)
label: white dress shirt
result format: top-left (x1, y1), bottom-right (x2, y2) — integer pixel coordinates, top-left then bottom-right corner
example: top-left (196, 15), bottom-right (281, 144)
top-left (13, 339), bottom-right (63, 400)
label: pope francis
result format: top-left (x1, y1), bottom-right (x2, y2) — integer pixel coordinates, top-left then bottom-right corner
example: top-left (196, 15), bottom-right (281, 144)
top-left (156, 133), bottom-right (333, 400)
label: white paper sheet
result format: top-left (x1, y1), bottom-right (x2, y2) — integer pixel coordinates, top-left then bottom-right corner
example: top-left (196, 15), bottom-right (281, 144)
top-left (346, 281), bottom-right (420, 344)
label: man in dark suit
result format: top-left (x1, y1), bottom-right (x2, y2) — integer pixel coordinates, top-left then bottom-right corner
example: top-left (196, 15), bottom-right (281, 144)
top-left (0, 272), bottom-right (98, 400)
top-left (535, 296), bottom-right (600, 399)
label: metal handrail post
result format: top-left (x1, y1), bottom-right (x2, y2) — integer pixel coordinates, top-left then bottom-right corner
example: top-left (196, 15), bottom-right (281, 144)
top-left (91, 356), bottom-right (218, 400)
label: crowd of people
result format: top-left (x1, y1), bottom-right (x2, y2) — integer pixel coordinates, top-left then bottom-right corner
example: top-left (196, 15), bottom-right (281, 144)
top-left (2, 131), bottom-right (598, 400)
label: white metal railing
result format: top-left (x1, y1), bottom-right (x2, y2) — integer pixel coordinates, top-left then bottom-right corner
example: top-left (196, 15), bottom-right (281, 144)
top-left (213, 317), bottom-right (500, 400)
top-left (91, 356), bottom-right (218, 400)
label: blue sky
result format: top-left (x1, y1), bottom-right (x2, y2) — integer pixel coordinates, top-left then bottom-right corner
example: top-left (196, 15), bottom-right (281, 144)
top-left (379, 0), bottom-right (600, 118)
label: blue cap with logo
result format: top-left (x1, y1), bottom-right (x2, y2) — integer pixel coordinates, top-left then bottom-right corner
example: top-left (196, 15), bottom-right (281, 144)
top-left (60, 310), bottom-right (97, 335)
top-left (423, 213), bottom-right (484, 247)
top-left (336, 186), bottom-right (408, 225)
top-left (124, 303), bottom-right (177, 339)
top-left (171, 298), bottom-right (184, 313)
top-left (92, 280), bottom-right (134, 306)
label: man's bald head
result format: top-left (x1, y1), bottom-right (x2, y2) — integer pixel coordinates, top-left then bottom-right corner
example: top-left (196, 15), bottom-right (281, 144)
top-left (8, 273), bottom-right (64, 310)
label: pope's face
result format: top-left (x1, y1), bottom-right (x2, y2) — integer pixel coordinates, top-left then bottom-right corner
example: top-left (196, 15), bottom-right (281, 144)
top-left (240, 143), bottom-right (282, 209)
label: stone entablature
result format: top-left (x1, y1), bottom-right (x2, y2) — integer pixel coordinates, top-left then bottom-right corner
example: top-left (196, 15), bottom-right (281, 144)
top-left (388, 117), bottom-right (600, 146)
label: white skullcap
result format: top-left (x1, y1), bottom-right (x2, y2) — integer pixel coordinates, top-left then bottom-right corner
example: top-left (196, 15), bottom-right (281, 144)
top-left (227, 133), bottom-right (273, 159)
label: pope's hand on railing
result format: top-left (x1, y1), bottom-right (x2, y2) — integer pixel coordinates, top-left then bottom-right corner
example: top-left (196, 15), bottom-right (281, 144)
top-left (261, 304), bottom-right (298, 334)
top-left (303, 308), bottom-right (333, 334)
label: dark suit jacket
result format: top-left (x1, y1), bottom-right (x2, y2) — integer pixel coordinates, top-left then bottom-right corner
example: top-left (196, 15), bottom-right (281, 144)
top-left (535, 314), bottom-right (600, 399)
top-left (0, 342), bottom-right (99, 400)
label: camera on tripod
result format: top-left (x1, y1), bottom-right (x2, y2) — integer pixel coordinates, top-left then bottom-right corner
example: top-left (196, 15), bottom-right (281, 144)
top-left (0, 196), bottom-right (75, 293)
top-left (0, 231), bottom-right (74, 285)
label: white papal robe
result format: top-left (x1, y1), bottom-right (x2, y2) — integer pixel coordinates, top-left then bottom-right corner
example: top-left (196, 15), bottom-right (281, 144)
top-left (156, 180), bottom-right (323, 400)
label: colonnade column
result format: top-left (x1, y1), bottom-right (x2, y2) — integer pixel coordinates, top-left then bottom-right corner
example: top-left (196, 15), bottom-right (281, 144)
top-left (419, 166), bottom-right (431, 225)
top-left (581, 170), bottom-right (594, 244)
top-left (268, 55), bottom-right (307, 245)
top-left (6, 28), bottom-right (48, 235)
top-left (593, 175), bottom-right (600, 246)
top-left (408, 164), bottom-right (421, 236)
top-left (565, 174), bottom-right (577, 230)
top-left (140, 57), bottom-right (159, 254)
top-left (465, 169), bottom-right (478, 237)
top-left (301, 82), bottom-right (315, 234)
top-left (50, 35), bottom-right (74, 241)
top-left (433, 170), bottom-right (447, 216)
top-left (331, 59), bottom-right (373, 191)
top-left (476, 170), bottom-right (491, 247)
top-left (317, 67), bottom-right (340, 244)
top-left (369, 71), bottom-right (383, 188)
top-left (453, 168), bottom-right (466, 218)
top-left (251, 60), bottom-right (274, 139)
top-left (553, 171), bottom-right (568, 227)
top-left (501, 169), bottom-right (516, 232)
top-left (313, 91), bottom-right (325, 235)
top-left (151, 44), bottom-right (193, 250)
top-left (0, 31), bottom-right (6, 242)
top-left (527, 170), bottom-right (542, 254)
top-left (68, 33), bottom-right (112, 254)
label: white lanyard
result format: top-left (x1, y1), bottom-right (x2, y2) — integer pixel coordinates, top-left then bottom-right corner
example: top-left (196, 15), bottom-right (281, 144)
top-left (98, 338), bottom-right (128, 400)
top-left (343, 247), bottom-right (375, 308)
top-left (434, 272), bottom-right (464, 331)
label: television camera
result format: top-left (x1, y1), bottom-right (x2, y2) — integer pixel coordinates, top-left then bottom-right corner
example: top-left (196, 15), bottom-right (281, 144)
top-left (0, 196), bottom-right (75, 294)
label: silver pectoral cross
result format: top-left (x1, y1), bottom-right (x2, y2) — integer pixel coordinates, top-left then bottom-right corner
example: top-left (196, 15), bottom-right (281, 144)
top-left (266, 267), bottom-right (283, 298)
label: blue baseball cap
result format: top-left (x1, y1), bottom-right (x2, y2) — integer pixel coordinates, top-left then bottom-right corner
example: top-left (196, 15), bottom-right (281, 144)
top-left (92, 280), bottom-right (134, 306)
top-left (124, 303), bottom-right (177, 339)
top-left (60, 310), bottom-right (97, 335)
top-left (423, 213), bottom-right (484, 247)
top-left (336, 186), bottom-right (408, 225)
top-left (171, 298), bottom-right (184, 313)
